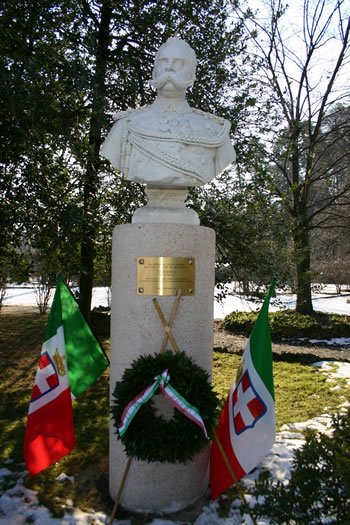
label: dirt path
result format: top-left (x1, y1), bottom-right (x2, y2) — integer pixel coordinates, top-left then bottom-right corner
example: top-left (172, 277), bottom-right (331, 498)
top-left (214, 320), bottom-right (350, 362)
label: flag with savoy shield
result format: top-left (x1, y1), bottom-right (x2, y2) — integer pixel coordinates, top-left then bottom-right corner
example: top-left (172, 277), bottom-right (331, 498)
top-left (24, 275), bottom-right (109, 476)
top-left (210, 281), bottom-right (276, 500)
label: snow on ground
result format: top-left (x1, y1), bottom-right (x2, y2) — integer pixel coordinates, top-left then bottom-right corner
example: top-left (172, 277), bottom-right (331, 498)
top-left (213, 283), bottom-right (350, 317)
top-left (313, 361), bottom-right (350, 394)
top-left (1, 287), bottom-right (349, 523)
top-left (1, 362), bottom-right (350, 524)
top-left (5, 283), bottom-right (349, 345)
top-left (3, 283), bottom-right (350, 318)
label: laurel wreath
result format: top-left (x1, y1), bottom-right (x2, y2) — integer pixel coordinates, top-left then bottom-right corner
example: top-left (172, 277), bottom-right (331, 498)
top-left (111, 351), bottom-right (219, 463)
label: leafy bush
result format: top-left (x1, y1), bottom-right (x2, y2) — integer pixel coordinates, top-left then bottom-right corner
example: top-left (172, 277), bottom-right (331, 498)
top-left (222, 309), bottom-right (350, 338)
top-left (250, 410), bottom-right (350, 524)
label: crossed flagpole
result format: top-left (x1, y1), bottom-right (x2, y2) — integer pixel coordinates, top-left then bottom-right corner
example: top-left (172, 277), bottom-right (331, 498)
top-left (152, 287), bottom-right (182, 354)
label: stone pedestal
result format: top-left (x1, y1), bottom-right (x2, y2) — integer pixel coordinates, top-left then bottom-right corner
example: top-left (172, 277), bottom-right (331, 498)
top-left (110, 223), bottom-right (215, 513)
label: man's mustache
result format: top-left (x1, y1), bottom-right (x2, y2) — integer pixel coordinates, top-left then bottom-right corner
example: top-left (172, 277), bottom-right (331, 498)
top-left (149, 72), bottom-right (190, 90)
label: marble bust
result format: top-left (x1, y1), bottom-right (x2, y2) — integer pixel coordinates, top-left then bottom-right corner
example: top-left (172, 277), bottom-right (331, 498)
top-left (101, 37), bottom-right (235, 189)
top-left (101, 37), bottom-right (235, 224)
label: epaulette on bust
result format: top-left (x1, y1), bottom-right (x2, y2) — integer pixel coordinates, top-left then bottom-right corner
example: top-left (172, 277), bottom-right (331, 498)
top-left (112, 105), bottom-right (149, 122)
top-left (192, 108), bottom-right (228, 125)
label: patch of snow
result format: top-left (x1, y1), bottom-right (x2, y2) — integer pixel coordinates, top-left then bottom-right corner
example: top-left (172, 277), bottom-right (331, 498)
top-left (0, 469), bottom-right (12, 480)
top-left (151, 520), bottom-right (185, 525)
top-left (308, 338), bottom-right (350, 346)
top-left (313, 361), bottom-right (350, 387)
top-left (56, 473), bottom-right (74, 484)
top-left (280, 414), bottom-right (333, 435)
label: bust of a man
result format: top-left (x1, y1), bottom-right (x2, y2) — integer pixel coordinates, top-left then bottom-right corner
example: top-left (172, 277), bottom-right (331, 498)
top-left (101, 37), bottom-right (235, 189)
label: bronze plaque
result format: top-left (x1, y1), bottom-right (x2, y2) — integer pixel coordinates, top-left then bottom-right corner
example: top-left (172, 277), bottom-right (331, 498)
top-left (137, 257), bottom-right (195, 296)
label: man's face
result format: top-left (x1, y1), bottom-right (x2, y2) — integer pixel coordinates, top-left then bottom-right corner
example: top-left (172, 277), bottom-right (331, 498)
top-left (153, 43), bottom-right (195, 98)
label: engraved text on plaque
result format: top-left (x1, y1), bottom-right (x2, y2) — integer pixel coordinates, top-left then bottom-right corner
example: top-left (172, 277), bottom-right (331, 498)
top-left (137, 257), bottom-right (195, 296)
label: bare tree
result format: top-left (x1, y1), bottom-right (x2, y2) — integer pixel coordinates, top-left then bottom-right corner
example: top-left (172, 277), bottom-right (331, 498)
top-left (241, 0), bottom-right (350, 313)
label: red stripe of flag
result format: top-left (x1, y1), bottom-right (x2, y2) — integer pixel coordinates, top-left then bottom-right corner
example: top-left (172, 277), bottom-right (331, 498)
top-left (24, 388), bottom-right (76, 476)
top-left (210, 395), bottom-right (245, 500)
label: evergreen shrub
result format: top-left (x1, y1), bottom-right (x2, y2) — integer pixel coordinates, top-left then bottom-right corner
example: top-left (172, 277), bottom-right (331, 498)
top-left (250, 410), bottom-right (350, 524)
top-left (222, 310), bottom-right (350, 338)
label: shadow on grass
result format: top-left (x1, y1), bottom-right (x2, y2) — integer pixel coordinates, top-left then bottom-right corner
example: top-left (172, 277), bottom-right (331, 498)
top-left (1, 311), bottom-right (347, 522)
top-left (214, 345), bottom-right (346, 366)
top-left (0, 311), bottom-right (113, 518)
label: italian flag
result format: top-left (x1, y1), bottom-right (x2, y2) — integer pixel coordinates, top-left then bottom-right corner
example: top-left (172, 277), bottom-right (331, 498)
top-left (23, 275), bottom-right (109, 476)
top-left (210, 281), bottom-right (276, 500)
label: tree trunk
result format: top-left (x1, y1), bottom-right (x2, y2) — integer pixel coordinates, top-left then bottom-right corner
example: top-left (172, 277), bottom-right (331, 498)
top-left (290, 134), bottom-right (313, 315)
top-left (293, 222), bottom-right (313, 314)
top-left (79, 0), bottom-right (112, 320)
top-left (79, 195), bottom-right (96, 321)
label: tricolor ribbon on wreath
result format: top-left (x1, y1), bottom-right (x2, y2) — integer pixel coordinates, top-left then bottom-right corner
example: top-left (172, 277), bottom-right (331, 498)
top-left (118, 369), bottom-right (209, 439)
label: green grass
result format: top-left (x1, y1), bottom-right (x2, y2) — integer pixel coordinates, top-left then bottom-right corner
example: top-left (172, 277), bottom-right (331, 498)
top-left (1, 311), bottom-right (349, 521)
top-left (212, 349), bottom-right (350, 430)
top-left (0, 311), bottom-right (111, 517)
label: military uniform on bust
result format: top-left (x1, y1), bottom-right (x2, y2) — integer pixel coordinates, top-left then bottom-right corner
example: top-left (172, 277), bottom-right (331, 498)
top-left (101, 98), bottom-right (234, 188)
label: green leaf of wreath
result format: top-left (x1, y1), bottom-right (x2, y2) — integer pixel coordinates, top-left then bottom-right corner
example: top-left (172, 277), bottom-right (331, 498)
top-left (111, 351), bottom-right (219, 464)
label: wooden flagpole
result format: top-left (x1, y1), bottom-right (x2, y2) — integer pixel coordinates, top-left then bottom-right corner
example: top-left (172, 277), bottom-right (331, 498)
top-left (108, 290), bottom-right (182, 523)
top-left (108, 456), bottom-right (132, 525)
top-left (212, 431), bottom-right (258, 525)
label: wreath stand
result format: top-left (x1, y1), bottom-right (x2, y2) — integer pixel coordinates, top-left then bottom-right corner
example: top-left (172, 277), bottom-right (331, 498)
top-left (108, 289), bottom-right (257, 525)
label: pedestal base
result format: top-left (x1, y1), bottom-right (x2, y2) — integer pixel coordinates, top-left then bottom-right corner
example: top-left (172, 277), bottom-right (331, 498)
top-left (110, 223), bottom-right (215, 513)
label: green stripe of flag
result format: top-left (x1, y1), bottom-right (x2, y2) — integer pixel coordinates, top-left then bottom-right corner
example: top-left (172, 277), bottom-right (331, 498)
top-left (45, 275), bottom-right (109, 398)
top-left (44, 280), bottom-right (63, 342)
top-left (250, 280), bottom-right (275, 399)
